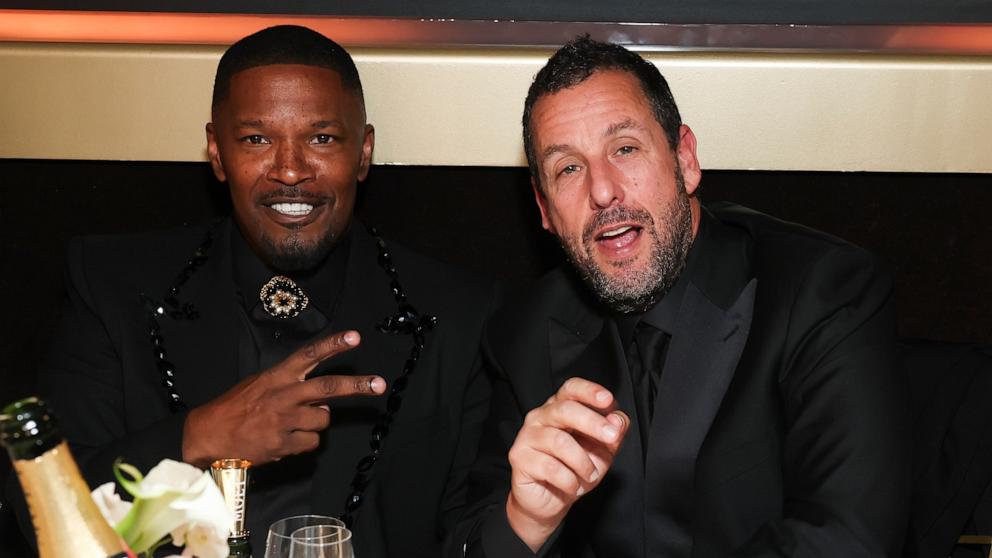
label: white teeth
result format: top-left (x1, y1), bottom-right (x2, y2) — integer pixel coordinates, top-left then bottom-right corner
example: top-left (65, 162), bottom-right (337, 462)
top-left (600, 226), bottom-right (633, 238)
top-left (269, 202), bottom-right (314, 216)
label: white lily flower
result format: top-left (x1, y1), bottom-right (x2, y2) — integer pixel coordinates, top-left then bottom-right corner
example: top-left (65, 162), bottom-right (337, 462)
top-left (177, 522), bottom-right (229, 558)
top-left (91, 482), bottom-right (132, 526)
top-left (96, 459), bottom-right (233, 558)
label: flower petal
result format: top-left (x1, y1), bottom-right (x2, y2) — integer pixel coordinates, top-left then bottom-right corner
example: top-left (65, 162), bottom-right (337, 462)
top-left (90, 482), bottom-right (132, 527)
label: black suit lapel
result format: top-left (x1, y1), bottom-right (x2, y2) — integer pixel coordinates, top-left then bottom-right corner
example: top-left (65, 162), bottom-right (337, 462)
top-left (548, 282), bottom-right (647, 558)
top-left (643, 209), bottom-right (757, 558)
top-left (308, 226), bottom-right (415, 519)
top-left (158, 220), bottom-right (241, 408)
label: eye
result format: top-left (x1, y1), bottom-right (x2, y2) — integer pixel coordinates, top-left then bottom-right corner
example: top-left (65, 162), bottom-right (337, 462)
top-left (241, 135), bottom-right (269, 145)
top-left (616, 145), bottom-right (637, 155)
top-left (558, 164), bottom-right (580, 177)
top-left (311, 134), bottom-right (335, 144)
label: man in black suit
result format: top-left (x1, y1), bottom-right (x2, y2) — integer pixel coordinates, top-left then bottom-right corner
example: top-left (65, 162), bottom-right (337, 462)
top-left (7, 26), bottom-right (497, 557)
top-left (453, 36), bottom-right (909, 557)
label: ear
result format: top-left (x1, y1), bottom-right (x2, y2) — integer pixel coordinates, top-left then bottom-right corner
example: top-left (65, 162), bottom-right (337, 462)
top-left (531, 177), bottom-right (556, 233)
top-left (205, 122), bottom-right (227, 183)
top-left (675, 124), bottom-right (702, 196)
top-left (357, 124), bottom-right (375, 182)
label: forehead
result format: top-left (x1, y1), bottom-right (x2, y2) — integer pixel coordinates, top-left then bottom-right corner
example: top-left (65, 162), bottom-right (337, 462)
top-left (530, 70), bottom-right (659, 145)
top-left (221, 63), bottom-right (360, 118)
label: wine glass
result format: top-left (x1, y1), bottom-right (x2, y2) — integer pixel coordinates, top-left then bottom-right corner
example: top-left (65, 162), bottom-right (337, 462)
top-left (288, 525), bottom-right (354, 558)
top-left (264, 515), bottom-right (346, 558)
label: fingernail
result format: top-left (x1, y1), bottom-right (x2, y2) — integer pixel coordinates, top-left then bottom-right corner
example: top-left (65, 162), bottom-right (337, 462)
top-left (608, 413), bottom-right (624, 428)
top-left (603, 424), bottom-right (619, 440)
top-left (596, 390), bottom-right (611, 403)
top-left (589, 469), bottom-right (600, 483)
top-left (576, 486), bottom-right (586, 496)
top-left (343, 331), bottom-right (359, 345)
top-left (370, 377), bottom-right (385, 392)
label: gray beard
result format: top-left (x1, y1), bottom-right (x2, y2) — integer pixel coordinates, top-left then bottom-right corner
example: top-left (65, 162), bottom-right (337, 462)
top-left (559, 169), bottom-right (694, 314)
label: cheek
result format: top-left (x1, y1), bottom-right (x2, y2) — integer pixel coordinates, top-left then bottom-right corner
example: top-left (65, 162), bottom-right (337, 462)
top-left (546, 208), bottom-right (584, 241)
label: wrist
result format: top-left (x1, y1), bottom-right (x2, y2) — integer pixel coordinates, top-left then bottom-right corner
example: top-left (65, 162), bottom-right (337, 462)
top-left (505, 492), bottom-right (563, 553)
top-left (181, 408), bottom-right (211, 468)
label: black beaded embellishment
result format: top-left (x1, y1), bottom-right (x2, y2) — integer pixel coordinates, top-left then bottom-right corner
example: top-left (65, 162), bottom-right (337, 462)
top-left (142, 224), bottom-right (437, 525)
top-left (340, 228), bottom-right (438, 528)
top-left (140, 226), bottom-right (216, 412)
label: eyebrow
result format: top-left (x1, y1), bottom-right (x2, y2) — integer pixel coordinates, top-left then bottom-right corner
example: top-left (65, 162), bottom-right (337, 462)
top-left (540, 118), bottom-right (645, 162)
top-left (604, 118), bottom-right (641, 138)
top-left (237, 119), bottom-right (264, 128)
top-left (540, 143), bottom-right (569, 162)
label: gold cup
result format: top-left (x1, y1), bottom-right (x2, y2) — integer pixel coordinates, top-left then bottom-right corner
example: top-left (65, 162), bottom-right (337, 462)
top-left (210, 458), bottom-right (252, 539)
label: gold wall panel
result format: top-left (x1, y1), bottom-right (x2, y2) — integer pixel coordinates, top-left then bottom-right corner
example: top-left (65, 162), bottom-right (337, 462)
top-left (1, 42), bottom-right (990, 172)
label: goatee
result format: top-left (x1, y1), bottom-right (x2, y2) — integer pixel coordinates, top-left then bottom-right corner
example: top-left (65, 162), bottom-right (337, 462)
top-left (559, 168), bottom-right (694, 314)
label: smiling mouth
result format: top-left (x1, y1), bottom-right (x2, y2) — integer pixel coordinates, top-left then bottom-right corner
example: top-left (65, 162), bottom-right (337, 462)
top-left (268, 202), bottom-right (315, 217)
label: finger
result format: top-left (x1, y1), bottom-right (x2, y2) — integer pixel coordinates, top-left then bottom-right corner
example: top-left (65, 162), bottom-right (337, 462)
top-left (284, 430), bottom-right (322, 456)
top-left (527, 398), bottom-right (623, 447)
top-left (510, 445), bottom-right (585, 498)
top-left (277, 330), bottom-right (362, 381)
top-left (289, 404), bottom-right (332, 433)
top-left (520, 426), bottom-right (600, 484)
top-left (578, 414), bottom-right (629, 468)
top-left (554, 377), bottom-right (616, 412)
top-left (294, 374), bottom-right (386, 404)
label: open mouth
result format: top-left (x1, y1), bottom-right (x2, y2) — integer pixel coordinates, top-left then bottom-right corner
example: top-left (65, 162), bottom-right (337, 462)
top-left (595, 224), bottom-right (642, 249)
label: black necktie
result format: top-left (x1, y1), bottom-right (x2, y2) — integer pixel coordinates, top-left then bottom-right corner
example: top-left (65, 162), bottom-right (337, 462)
top-left (628, 322), bottom-right (669, 455)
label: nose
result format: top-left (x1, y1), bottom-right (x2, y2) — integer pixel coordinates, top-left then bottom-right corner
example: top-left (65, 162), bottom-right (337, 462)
top-left (587, 159), bottom-right (624, 209)
top-left (266, 141), bottom-right (314, 186)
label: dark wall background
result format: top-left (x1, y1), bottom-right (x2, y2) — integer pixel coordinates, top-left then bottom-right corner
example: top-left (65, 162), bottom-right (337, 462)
top-left (2, 0), bottom-right (990, 24)
top-left (2, 160), bottom-right (990, 403)
top-left (1, 160), bottom-right (991, 553)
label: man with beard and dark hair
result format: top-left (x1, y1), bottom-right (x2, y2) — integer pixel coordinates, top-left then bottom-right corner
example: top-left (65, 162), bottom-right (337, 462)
top-left (452, 36), bottom-right (910, 557)
top-left (7, 25), bottom-right (498, 557)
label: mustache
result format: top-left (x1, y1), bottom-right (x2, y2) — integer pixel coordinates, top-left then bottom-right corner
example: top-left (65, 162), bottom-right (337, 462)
top-left (256, 186), bottom-right (333, 205)
top-left (582, 205), bottom-right (654, 245)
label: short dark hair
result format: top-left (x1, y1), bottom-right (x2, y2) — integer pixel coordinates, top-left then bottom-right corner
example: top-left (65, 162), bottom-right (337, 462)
top-left (523, 35), bottom-right (682, 189)
top-left (212, 25), bottom-right (364, 112)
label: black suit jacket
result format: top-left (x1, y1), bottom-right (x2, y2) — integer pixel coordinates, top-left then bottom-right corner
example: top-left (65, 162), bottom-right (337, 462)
top-left (455, 203), bottom-right (910, 557)
top-left (7, 218), bottom-right (498, 558)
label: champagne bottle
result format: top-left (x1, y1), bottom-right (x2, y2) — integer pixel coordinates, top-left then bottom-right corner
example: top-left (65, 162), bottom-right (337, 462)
top-left (226, 535), bottom-right (253, 558)
top-left (0, 397), bottom-right (133, 558)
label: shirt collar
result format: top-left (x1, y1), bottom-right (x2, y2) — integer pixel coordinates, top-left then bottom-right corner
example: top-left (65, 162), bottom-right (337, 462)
top-left (231, 223), bottom-right (351, 318)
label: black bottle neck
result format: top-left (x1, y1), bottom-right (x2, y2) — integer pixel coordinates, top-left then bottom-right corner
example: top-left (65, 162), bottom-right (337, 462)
top-left (0, 397), bottom-right (63, 460)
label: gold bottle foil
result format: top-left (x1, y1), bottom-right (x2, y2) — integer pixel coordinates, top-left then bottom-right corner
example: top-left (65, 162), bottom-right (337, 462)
top-left (12, 441), bottom-right (130, 558)
top-left (210, 458), bottom-right (252, 539)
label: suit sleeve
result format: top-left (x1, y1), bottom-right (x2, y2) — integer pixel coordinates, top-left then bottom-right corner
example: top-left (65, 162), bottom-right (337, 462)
top-left (446, 321), bottom-right (562, 558)
top-left (8, 237), bottom-right (188, 545)
top-left (41, 238), bottom-right (187, 480)
top-left (436, 283), bottom-right (504, 539)
top-left (733, 245), bottom-right (910, 557)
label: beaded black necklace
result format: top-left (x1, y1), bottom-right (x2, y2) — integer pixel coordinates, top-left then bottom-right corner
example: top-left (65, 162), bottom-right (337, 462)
top-left (140, 224), bottom-right (437, 528)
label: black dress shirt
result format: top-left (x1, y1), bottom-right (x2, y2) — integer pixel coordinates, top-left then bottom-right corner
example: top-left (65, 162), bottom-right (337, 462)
top-left (229, 223), bottom-right (352, 550)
